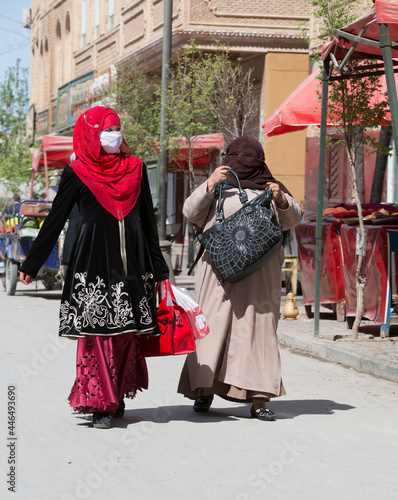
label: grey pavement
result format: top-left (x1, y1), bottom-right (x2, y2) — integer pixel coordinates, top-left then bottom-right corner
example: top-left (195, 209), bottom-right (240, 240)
top-left (1, 262), bottom-right (398, 500)
top-left (1, 279), bottom-right (398, 500)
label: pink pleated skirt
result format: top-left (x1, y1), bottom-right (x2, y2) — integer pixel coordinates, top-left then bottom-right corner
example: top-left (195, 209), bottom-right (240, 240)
top-left (68, 332), bottom-right (148, 416)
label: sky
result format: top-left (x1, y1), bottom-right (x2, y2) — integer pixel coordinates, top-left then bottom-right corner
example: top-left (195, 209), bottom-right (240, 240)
top-left (0, 0), bottom-right (32, 84)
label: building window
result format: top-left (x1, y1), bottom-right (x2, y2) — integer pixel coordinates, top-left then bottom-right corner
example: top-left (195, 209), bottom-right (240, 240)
top-left (95, 0), bottom-right (100, 39)
top-left (109, 0), bottom-right (115, 30)
top-left (81, 0), bottom-right (87, 47)
top-left (65, 12), bottom-right (70, 34)
top-left (56, 19), bottom-right (61, 39)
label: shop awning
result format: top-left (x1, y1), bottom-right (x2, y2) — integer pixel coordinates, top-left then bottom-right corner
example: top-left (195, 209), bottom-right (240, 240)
top-left (262, 65), bottom-right (397, 137)
top-left (261, 68), bottom-right (332, 136)
top-left (32, 133), bottom-right (224, 172)
top-left (168, 133), bottom-right (224, 171)
top-left (32, 135), bottom-right (74, 172)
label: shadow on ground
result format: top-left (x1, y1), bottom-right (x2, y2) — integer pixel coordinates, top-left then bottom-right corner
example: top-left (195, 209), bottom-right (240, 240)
top-left (73, 399), bottom-right (355, 428)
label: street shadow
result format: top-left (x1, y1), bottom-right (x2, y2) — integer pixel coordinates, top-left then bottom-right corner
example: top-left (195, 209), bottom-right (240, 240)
top-left (17, 291), bottom-right (62, 300)
top-left (267, 399), bottom-right (355, 420)
top-left (113, 405), bottom-right (240, 428)
top-left (72, 399), bottom-right (355, 428)
top-left (358, 323), bottom-right (398, 338)
top-left (72, 405), bottom-right (240, 429)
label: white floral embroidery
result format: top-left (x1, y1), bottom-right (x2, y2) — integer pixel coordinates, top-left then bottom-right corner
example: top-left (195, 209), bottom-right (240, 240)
top-left (142, 272), bottom-right (154, 295)
top-left (59, 272), bottom-right (136, 334)
top-left (110, 282), bottom-right (135, 327)
top-left (139, 297), bottom-right (152, 325)
top-left (59, 301), bottom-right (81, 332)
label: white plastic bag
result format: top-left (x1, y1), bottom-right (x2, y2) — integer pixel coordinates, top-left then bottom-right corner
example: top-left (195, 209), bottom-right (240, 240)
top-left (170, 284), bottom-right (210, 340)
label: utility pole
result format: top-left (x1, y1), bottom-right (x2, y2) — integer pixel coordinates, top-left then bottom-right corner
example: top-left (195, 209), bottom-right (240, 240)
top-left (158, 0), bottom-right (175, 283)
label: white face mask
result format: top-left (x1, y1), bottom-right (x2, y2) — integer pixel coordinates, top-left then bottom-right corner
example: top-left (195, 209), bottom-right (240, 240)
top-left (99, 130), bottom-right (123, 154)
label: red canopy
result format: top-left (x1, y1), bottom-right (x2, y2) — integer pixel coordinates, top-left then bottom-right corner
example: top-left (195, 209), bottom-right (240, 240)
top-left (261, 68), bottom-right (333, 137)
top-left (262, 65), bottom-right (396, 137)
top-left (32, 133), bottom-right (223, 172)
top-left (32, 135), bottom-right (74, 172)
top-left (168, 133), bottom-right (224, 171)
top-left (263, 0), bottom-right (398, 137)
top-left (322, 0), bottom-right (398, 62)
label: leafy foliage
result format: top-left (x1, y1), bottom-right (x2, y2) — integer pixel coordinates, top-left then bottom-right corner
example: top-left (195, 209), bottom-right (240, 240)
top-left (165, 41), bottom-right (220, 191)
top-left (112, 59), bottom-right (161, 159)
top-left (312, 0), bottom-right (363, 41)
top-left (166, 41), bottom-right (257, 191)
top-left (324, 65), bottom-right (391, 158)
top-left (312, 0), bottom-right (388, 338)
top-left (302, 0), bottom-right (370, 58)
top-left (0, 60), bottom-right (32, 195)
top-left (195, 45), bottom-right (258, 144)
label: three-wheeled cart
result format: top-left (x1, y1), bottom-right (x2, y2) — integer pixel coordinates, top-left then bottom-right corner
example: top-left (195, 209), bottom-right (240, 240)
top-left (0, 135), bottom-right (73, 295)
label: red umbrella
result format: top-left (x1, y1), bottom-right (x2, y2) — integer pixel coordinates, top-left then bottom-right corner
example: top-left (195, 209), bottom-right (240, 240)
top-left (262, 66), bottom-right (394, 137)
top-left (261, 68), bottom-right (336, 137)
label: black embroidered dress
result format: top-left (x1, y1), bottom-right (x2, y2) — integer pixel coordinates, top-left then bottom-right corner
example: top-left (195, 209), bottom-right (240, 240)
top-left (20, 164), bottom-right (169, 339)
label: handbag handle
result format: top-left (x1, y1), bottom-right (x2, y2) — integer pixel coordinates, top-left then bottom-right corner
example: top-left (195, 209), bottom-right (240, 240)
top-left (156, 279), bottom-right (178, 305)
top-left (215, 169), bottom-right (248, 222)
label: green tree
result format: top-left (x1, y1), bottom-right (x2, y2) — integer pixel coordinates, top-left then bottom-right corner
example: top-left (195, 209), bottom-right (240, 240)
top-left (166, 41), bottom-right (219, 192)
top-left (326, 66), bottom-right (390, 338)
top-left (166, 41), bottom-right (258, 192)
top-left (311, 0), bottom-right (362, 43)
top-left (0, 59), bottom-right (31, 197)
top-left (112, 59), bottom-right (161, 159)
top-left (312, 0), bottom-right (389, 338)
top-left (196, 47), bottom-right (258, 145)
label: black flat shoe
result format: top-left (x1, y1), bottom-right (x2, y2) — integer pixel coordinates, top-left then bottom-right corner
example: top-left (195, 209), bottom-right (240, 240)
top-left (193, 396), bottom-right (213, 413)
top-left (250, 405), bottom-right (276, 421)
top-left (92, 412), bottom-right (112, 429)
top-left (114, 400), bottom-right (125, 418)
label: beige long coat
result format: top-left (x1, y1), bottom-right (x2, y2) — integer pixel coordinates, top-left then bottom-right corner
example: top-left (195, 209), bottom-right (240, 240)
top-left (177, 180), bottom-right (303, 401)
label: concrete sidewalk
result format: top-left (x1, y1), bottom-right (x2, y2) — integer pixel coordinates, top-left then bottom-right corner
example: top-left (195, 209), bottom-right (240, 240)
top-left (173, 258), bottom-right (398, 384)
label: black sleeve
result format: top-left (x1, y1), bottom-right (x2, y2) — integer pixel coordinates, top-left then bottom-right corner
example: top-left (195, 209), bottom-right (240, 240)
top-left (19, 166), bottom-right (80, 277)
top-left (139, 164), bottom-right (170, 282)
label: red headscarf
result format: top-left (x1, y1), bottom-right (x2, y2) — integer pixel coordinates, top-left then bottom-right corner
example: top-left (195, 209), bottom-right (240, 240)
top-left (71, 106), bottom-right (142, 220)
top-left (222, 136), bottom-right (292, 196)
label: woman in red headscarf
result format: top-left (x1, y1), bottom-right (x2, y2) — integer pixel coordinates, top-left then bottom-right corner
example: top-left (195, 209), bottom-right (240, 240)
top-left (178, 136), bottom-right (302, 421)
top-left (20, 107), bottom-right (169, 428)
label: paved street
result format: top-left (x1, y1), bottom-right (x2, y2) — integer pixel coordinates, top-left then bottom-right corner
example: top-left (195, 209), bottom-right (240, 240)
top-left (1, 282), bottom-right (398, 500)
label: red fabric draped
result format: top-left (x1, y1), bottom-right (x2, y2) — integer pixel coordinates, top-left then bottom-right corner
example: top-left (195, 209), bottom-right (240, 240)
top-left (71, 106), bottom-right (142, 220)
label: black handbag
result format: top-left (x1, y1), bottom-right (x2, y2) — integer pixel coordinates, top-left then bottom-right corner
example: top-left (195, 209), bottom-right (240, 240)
top-left (189, 170), bottom-right (283, 283)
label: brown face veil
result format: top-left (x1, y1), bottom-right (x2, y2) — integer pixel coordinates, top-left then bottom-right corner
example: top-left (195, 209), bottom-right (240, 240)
top-left (221, 136), bottom-right (292, 196)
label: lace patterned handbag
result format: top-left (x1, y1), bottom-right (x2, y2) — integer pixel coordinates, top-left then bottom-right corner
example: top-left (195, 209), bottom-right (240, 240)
top-left (189, 170), bottom-right (283, 283)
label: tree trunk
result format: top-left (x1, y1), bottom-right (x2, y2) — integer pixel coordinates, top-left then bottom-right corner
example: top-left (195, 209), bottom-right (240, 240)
top-left (346, 144), bottom-right (366, 340)
top-left (370, 125), bottom-right (392, 203)
top-left (187, 138), bottom-right (195, 194)
top-left (354, 127), bottom-right (365, 204)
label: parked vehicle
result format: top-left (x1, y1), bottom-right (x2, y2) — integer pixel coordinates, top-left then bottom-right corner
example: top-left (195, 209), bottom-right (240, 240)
top-left (0, 135), bottom-right (73, 295)
top-left (0, 201), bottom-right (61, 294)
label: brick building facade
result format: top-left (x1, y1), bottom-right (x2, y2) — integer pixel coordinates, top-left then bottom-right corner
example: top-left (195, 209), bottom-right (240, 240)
top-left (29, 0), bottom-right (311, 204)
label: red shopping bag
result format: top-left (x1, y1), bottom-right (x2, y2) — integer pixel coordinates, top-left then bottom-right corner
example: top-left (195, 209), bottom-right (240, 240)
top-left (139, 280), bottom-right (196, 357)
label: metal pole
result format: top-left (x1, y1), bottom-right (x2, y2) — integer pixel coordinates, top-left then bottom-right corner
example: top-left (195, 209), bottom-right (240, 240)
top-left (379, 23), bottom-right (398, 161)
top-left (44, 152), bottom-right (50, 200)
top-left (158, 0), bottom-right (175, 283)
top-left (314, 63), bottom-right (330, 336)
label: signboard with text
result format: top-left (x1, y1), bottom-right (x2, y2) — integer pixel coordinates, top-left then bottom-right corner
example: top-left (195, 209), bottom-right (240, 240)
top-left (55, 72), bottom-right (95, 132)
top-left (36, 109), bottom-right (49, 136)
top-left (55, 67), bottom-right (117, 132)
